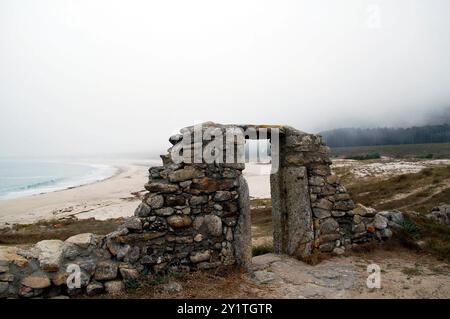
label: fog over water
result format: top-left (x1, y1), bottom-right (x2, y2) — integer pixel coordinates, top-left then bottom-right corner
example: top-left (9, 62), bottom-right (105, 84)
top-left (1, 0), bottom-right (449, 157)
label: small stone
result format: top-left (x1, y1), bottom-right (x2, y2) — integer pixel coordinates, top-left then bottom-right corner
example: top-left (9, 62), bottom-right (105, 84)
top-left (104, 280), bottom-right (124, 294)
top-left (353, 203), bottom-right (377, 217)
top-left (189, 195), bottom-right (208, 205)
top-left (313, 208), bottom-right (331, 219)
top-left (374, 214), bottom-right (388, 230)
top-left (123, 217), bottom-right (142, 231)
top-left (65, 233), bottom-right (96, 248)
top-left (166, 195), bottom-right (186, 206)
top-left (204, 215), bottom-right (222, 236)
top-left (190, 177), bottom-right (235, 193)
top-left (146, 194), bottom-right (164, 209)
top-left (331, 210), bottom-right (346, 217)
top-left (167, 215), bottom-right (192, 228)
top-left (145, 182), bottom-right (179, 193)
top-left (193, 216), bottom-right (204, 230)
top-left (352, 222), bottom-right (366, 233)
top-left (119, 267), bottom-right (139, 280)
top-left (155, 207), bottom-right (174, 216)
top-left (309, 176), bottom-right (325, 186)
top-left (213, 191), bottom-right (232, 201)
top-left (179, 180), bottom-right (192, 188)
top-left (381, 228), bottom-right (393, 239)
top-left (332, 247), bottom-right (345, 255)
top-left (22, 274), bottom-right (51, 289)
top-left (161, 282), bottom-right (182, 293)
top-left (326, 174), bottom-right (339, 184)
top-left (190, 250), bottom-right (211, 263)
top-left (320, 218), bottom-right (339, 234)
top-left (0, 273), bottom-right (14, 282)
top-left (194, 234), bottom-right (204, 242)
top-left (86, 281), bottom-right (104, 296)
top-left (314, 198), bottom-right (333, 210)
top-left (319, 242), bottom-right (335, 252)
top-left (52, 272), bottom-right (68, 286)
top-left (0, 266), bottom-right (8, 274)
top-left (0, 282), bottom-right (9, 295)
top-left (169, 134), bottom-right (183, 145)
top-left (168, 166), bottom-right (205, 182)
top-left (95, 262), bottom-right (118, 281)
top-left (135, 202), bottom-right (152, 217)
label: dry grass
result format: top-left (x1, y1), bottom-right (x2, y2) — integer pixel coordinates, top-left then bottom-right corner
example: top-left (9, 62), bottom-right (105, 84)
top-left (345, 165), bottom-right (450, 213)
top-left (91, 267), bottom-right (268, 299)
top-left (0, 217), bottom-right (121, 245)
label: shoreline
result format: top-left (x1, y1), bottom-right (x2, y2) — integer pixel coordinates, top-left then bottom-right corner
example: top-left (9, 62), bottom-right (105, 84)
top-left (0, 162), bottom-right (272, 227)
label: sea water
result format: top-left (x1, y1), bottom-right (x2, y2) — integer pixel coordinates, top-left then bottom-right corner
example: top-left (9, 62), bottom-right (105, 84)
top-left (0, 160), bottom-right (117, 200)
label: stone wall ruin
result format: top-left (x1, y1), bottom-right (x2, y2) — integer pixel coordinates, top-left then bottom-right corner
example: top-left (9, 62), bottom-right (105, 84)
top-left (0, 122), bottom-right (401, 298)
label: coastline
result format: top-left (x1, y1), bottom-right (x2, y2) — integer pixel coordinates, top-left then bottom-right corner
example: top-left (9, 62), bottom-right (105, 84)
top-left (0, 162), bottom-right (271, 227)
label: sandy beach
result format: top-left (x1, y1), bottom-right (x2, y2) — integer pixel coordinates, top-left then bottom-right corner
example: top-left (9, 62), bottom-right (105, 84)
top-left (0, 162), bottom-right (271, 226)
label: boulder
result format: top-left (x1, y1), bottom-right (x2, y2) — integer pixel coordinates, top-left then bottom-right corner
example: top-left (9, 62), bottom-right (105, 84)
top-left (65, 233), bottom-right (96, 248)
top-left (34, 240), bottom-right (64, 272)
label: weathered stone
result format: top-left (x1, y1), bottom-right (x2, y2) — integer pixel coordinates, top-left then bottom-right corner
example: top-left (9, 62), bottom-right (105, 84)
top-left (333, 200), bottom-right (355, 211)
top-left (189, 195), bottom-right (208, 205)
top-left (326, 174), bottom-right (339, 184)
top-left (95, 262), bottom-right (118, 281)
top-left (146, 194), bottom-right (164, 209)
top-left (167, 215), bottom-right (192, 228)
top-left (34, 239), bottom-right (64, 272)
top-left (333, 247), bottom-right (345, 255)
top-left (0, 265), bottom-right (8, 273)
top-left (313, 208), bottom-right (331, 219)
top-left (0, 273), bottom-right (14, 282)
top-left (115, 231), bottom-right (166, 244)
top-left (190, 177), bottom-right (234, 193)
top-left (214, 191), bottom-right (232, 201)
top-left (309, 176), bottom-right (325, 186)
top-left (135, 202), bottom-right (152, 217)
top-left (161, 282), bottom-right (182, 293)
top-left (352, 222), bottom-right (366, 233)
top-left (320, 218), bottom-right (339, 234)
top-left (353, 204), bottom-right (377, 217)
top-left (166, 195), bottom-right (186, 206)
top-left (194, 234), bottom-right (204, 242)
top-left (373, 214), bottom-right (388, 230)
top-left (0, 282), bottom-right (8, 295)
top-left (169, 134), bottom-right (183, 145)
top-left (334, 193), bottom-right (350, 201)
top-left (119, 266), bottom-right (139, 280)
top-left (314, 198), bottom-right (333, 210)
top-left (104, 280), bottom-right (124, 294)
top-left (22, 274), bottom-right (51, 289)
top-left (155, 207), bottom-right (174, 216)
top-left (319, 242), bottom-right (335, 252)
top-left (190, 250), bottom-right (211, 263)
top-left (65, 233), bottom-right (96, 248)
top-left (331, 210), bottom-right (346, 217)
top-left (204, 214), bottom-right (222, 236)
top-left (86, 281), bottom-right (104, 296)
top-left (145, 181), bottom-right (179, 193)
top-left (123, 217), bottom-right (142, 231)
top-left (168, 166), bottom-right (205, 182)
top-left (52, 272), bottom-right (68, 286)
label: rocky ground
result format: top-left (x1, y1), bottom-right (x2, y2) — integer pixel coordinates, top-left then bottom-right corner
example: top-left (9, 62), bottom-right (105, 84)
top-left (249, 250), bottom-right (450, 298)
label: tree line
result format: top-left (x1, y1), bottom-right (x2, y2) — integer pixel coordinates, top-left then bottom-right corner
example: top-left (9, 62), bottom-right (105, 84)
top-left (320, 124), bottom-right (450, 148)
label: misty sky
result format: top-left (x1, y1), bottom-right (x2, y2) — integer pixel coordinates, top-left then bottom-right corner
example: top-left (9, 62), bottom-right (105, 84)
top-left (1, 0), bottom-right (450, 157)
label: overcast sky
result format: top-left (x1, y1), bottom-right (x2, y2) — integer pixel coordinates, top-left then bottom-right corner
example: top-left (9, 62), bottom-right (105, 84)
top-left (1, 0), bottom-right (450, 157)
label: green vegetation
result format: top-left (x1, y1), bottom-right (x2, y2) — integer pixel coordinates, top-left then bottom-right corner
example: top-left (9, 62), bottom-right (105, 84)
top-left (331, 142), bottom-right (450, 159)
top-left (321, 124), bottom-right (450, 148)
top-left (395, 213), bottom-right (450, 263)
top-left (345, 152), bottom-right (381, 160)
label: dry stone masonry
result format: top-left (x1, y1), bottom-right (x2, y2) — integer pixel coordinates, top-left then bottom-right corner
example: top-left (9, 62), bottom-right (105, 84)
top-left (0, 122), bottom-right (401, 298)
